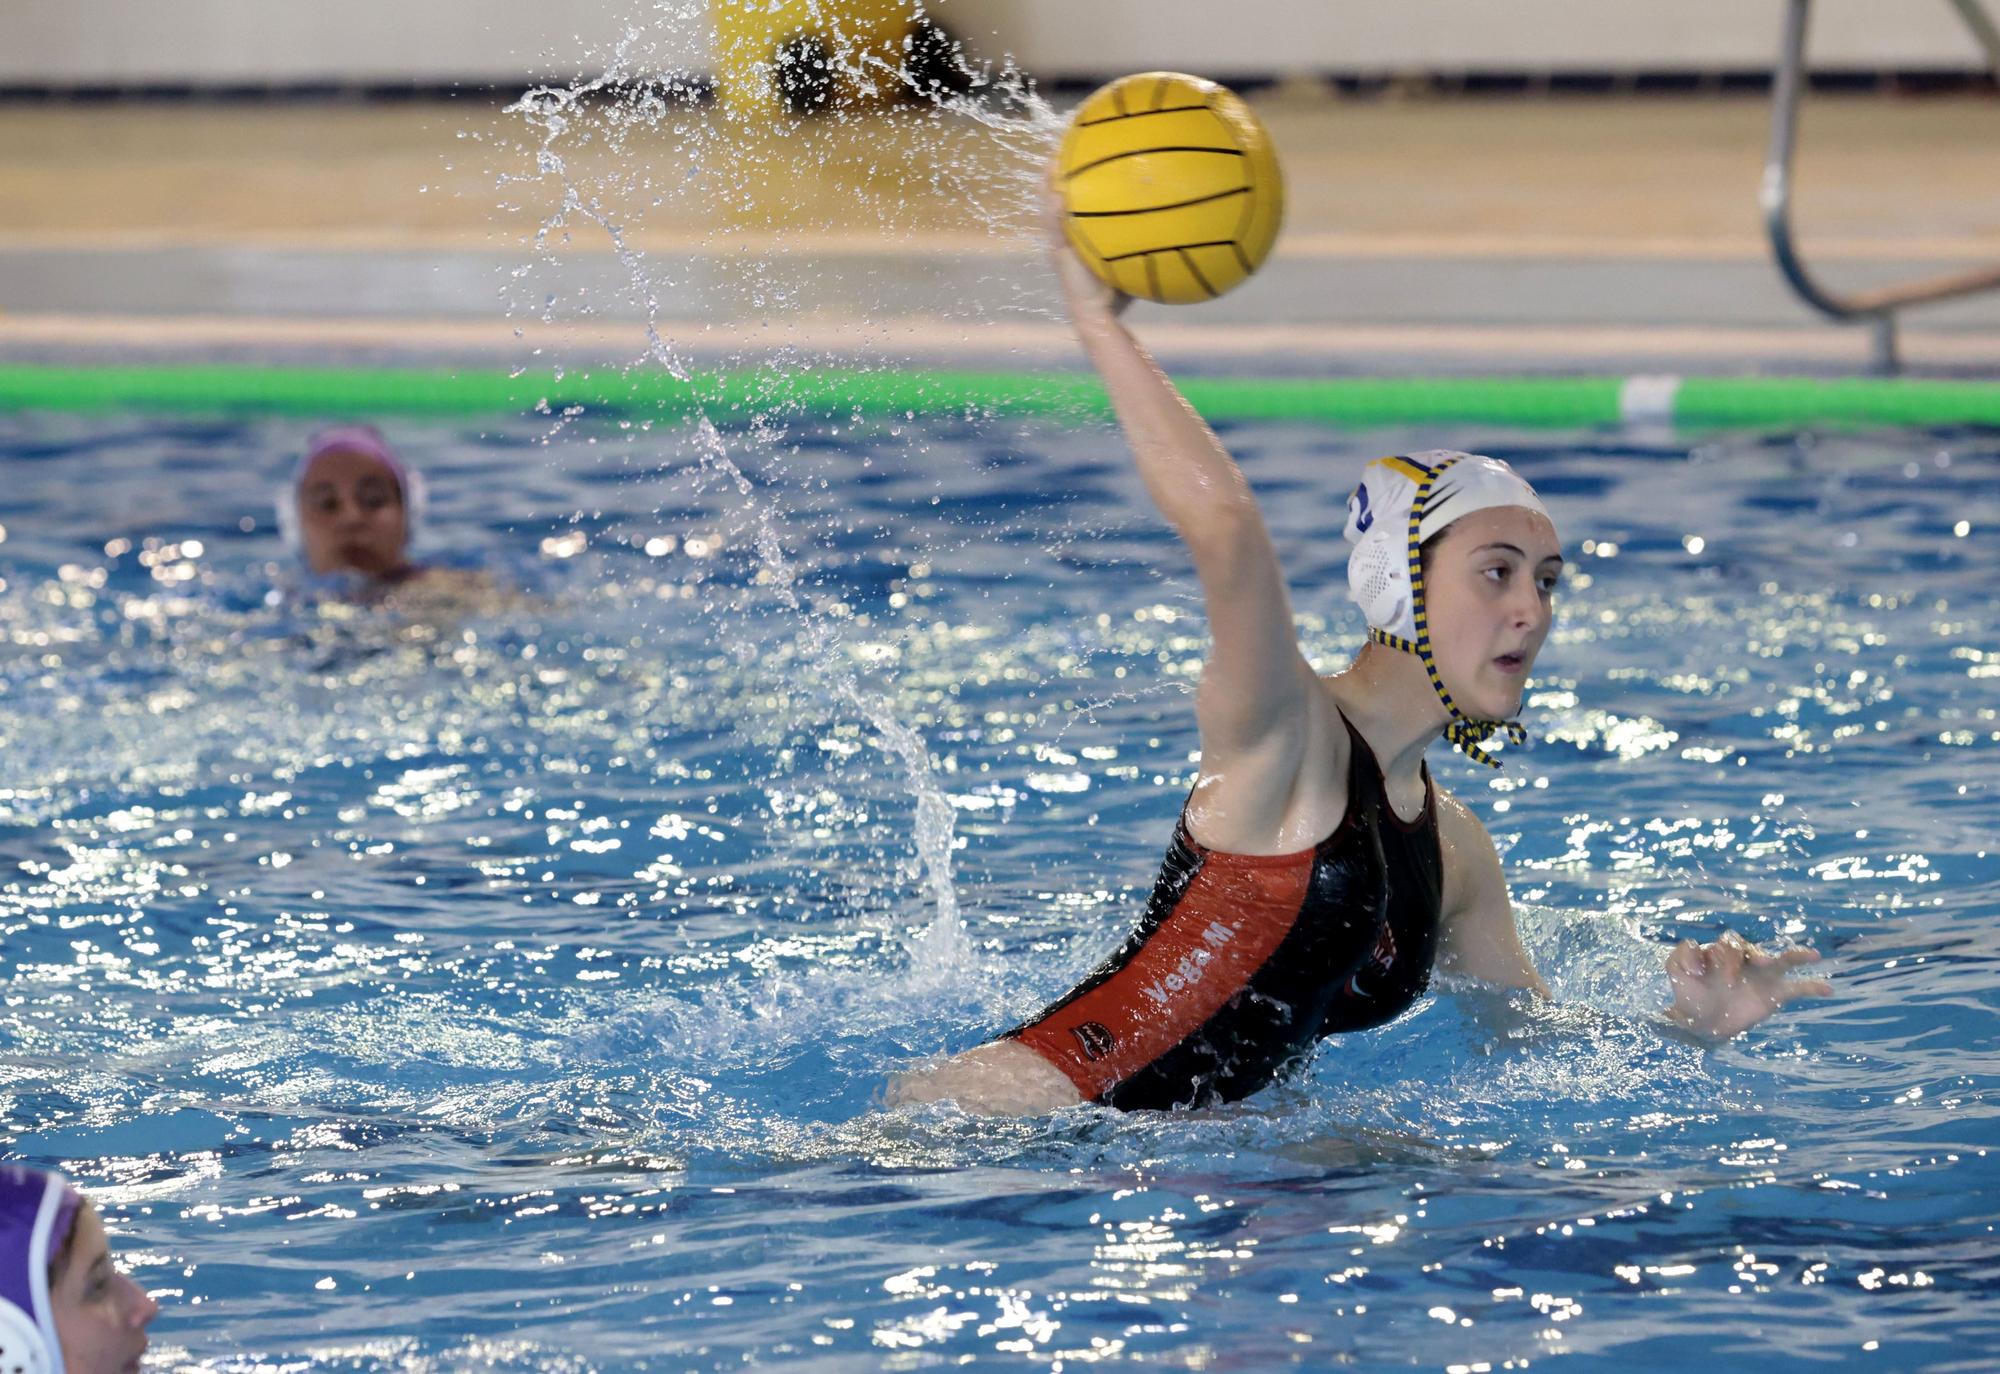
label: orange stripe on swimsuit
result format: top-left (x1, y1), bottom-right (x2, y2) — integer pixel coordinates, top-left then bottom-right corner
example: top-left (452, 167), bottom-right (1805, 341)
top-left (1004, 714), bottom-right (1443, 1111)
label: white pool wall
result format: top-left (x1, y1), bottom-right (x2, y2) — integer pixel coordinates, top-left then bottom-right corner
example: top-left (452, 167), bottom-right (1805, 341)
top-left (4, 0), bottom-right (1993, 87)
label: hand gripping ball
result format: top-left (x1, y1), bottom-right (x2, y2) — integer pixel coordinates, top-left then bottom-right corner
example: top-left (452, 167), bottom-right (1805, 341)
top-left (1056, 72), bottom-right (1285, 305)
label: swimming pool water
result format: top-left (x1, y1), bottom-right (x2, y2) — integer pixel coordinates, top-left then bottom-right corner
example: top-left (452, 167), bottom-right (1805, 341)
top-left (1, 410), bottom-right (1996, 1372)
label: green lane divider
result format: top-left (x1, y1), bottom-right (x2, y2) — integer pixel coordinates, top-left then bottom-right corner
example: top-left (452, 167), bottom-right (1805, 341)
top-left (1183, 376), bottom-right (1625, 427)
top-left (1671, 377), bottom-right (2000, 428)
top-left (0, 364), bottom-right (1996, 428)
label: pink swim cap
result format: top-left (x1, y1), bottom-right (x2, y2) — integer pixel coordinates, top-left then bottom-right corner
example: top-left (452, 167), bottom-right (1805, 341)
top-left (296, 425), bottom-right (411, 495)
top-left (279, 425), bottom-right (429, 558)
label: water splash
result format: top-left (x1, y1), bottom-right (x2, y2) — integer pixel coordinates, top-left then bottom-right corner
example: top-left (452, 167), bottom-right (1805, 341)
top-left (497, 6), bottom-right (1063, 980)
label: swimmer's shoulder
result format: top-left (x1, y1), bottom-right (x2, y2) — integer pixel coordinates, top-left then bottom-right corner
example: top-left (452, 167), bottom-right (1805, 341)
top-left (379, 565), bottom-right (514, 618)
top-left (1429, 779), bottom-right (1547, 993)
top-left (1306, 670), bottom-right (1361, 773)
top-left (1430, 782), bottom-right (1507, 919)
top-left (1185, 672), bottom-right (1354, 853)
top-left (410, 565), bottom-right (492, 594)
top-left (1432, 783), bottom-right (1481, 853)
top-left (1267, 670), bottom-right (1357, 832)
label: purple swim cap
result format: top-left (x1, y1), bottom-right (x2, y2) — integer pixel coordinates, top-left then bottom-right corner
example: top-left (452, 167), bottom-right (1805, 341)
top-left (0, 1166), bottom-right (80, 1374)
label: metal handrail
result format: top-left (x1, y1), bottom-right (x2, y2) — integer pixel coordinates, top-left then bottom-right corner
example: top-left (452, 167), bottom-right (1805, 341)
top-left (1762, 0), bottom-right (2000, 372)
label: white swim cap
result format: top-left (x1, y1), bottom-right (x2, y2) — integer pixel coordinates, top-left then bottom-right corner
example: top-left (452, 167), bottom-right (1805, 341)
top-left (1343, 451), bottom-right (1550, 767)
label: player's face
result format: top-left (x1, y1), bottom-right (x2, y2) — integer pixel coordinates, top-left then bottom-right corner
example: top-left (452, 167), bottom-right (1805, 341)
top-left (296, 448), bottom-right (409, 577)
top-left (50, 1204), bottom-right (160, 1374)
top-left (1421, 506), bottom-right (1563, 721)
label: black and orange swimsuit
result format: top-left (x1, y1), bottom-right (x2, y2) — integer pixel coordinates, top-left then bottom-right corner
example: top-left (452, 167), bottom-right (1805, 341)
top-left (1004, 714), bottom-right (1443, 1111)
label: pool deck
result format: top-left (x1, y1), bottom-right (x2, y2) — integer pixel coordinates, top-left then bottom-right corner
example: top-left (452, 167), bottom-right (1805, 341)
top-left (2, 91), bottom-right (1997, 375)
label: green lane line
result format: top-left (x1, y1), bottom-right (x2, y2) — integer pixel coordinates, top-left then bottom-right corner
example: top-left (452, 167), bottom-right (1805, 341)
top-left (1674, 377), bottom-right (2000, 428)
top-left (1, 364), bottom-right (1996, 428)
top-left (1181, 377), bottom-right (1624, 427)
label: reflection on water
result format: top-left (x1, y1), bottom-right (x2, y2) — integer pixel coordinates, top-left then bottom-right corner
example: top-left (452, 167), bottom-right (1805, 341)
top-left (2, 410), bottom-right (1995, 1371)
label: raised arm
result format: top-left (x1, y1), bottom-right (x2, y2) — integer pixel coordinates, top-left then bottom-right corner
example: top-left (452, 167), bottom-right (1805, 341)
top-left (1052, 227), bottom-right (1319, 776)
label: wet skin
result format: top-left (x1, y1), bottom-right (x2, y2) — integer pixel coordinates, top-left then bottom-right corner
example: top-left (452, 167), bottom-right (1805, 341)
top-left (50, 1204), bottom-right (159, 1374)
top-left (297, 447), bottom-right (412, 579)
top-left (881, 195), bottom-right (1833, 1115)
top-left (1420, 506), bottom-right (1564, 722)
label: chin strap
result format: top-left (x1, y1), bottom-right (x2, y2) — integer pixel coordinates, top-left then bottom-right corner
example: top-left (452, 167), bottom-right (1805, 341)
top-left (1368, 627), bottom-right (1527, 768)
top-left (1372, 455), bottom-right (1530, 769)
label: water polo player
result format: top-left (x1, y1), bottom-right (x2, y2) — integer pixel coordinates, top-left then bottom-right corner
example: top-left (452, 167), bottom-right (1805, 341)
top-left (0, 1167), bottom-right (159, 1374)
top-left (885, 211), bottom-right (1833, 1116)
top-left (282, 425), bottom-right (426, 584)
top-left (281, 425), bottom-right (489, 608)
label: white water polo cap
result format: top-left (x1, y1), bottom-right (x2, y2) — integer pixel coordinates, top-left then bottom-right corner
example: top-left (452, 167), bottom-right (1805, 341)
top-left (0, 1166), bottom-right (80, 1374)
top-left (1343, 451), bottom-right (1550, 767)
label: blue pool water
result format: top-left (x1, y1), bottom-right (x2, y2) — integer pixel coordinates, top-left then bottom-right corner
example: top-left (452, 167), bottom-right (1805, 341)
top-left (1, 410), bottom-right (1995, 1372)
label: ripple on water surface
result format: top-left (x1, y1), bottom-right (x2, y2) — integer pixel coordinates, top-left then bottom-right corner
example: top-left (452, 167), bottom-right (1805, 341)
top-left (2, 411), bottom-right (1997, 1372)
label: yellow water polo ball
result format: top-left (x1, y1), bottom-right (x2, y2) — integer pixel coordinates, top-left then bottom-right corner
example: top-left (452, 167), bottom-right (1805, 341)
top-left (1056, 72), bottom-right (1285, 305)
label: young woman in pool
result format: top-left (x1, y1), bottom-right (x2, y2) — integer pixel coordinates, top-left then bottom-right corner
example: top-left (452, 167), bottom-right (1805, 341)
top-left (281, 425), bottom-right (488, 608)
top-left (885, 213), bottom-right (1833, 1116)
top-left (283, 425), bottom-right (426, 585)
top-left (0, 1167), bottom-right (160, 1374)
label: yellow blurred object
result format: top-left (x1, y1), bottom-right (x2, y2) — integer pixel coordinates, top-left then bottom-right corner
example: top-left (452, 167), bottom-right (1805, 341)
top-left (711, 0), bottom-right (920, 118)
top-left (1057, 72), bottom-right (1285, 305)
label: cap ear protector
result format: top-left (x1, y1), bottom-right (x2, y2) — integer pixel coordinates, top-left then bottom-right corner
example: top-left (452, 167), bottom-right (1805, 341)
top-left (0, 1300), bottom-right (55, 1374)
top-left (1345, 451), bottom-right (1548, 768)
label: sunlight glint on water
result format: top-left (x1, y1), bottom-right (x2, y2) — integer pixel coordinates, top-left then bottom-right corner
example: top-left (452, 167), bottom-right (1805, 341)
top-left (0, 411), bottom-right (1994, 1372)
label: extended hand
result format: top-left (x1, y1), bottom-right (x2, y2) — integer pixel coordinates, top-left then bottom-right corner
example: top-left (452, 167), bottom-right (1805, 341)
top-left (1043, 164), bottom-right (1131, 329)
top-left (1664, 931), bottom-right (1832, 1040)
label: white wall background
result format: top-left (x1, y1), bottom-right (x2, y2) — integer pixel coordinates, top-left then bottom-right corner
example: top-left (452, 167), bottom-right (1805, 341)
top-left (3, 0), bottom-right (1993, 85)
top-left (968, 0), bottom-right (1998, 77)
top-left (0, 0), bottom-right (708, 84)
